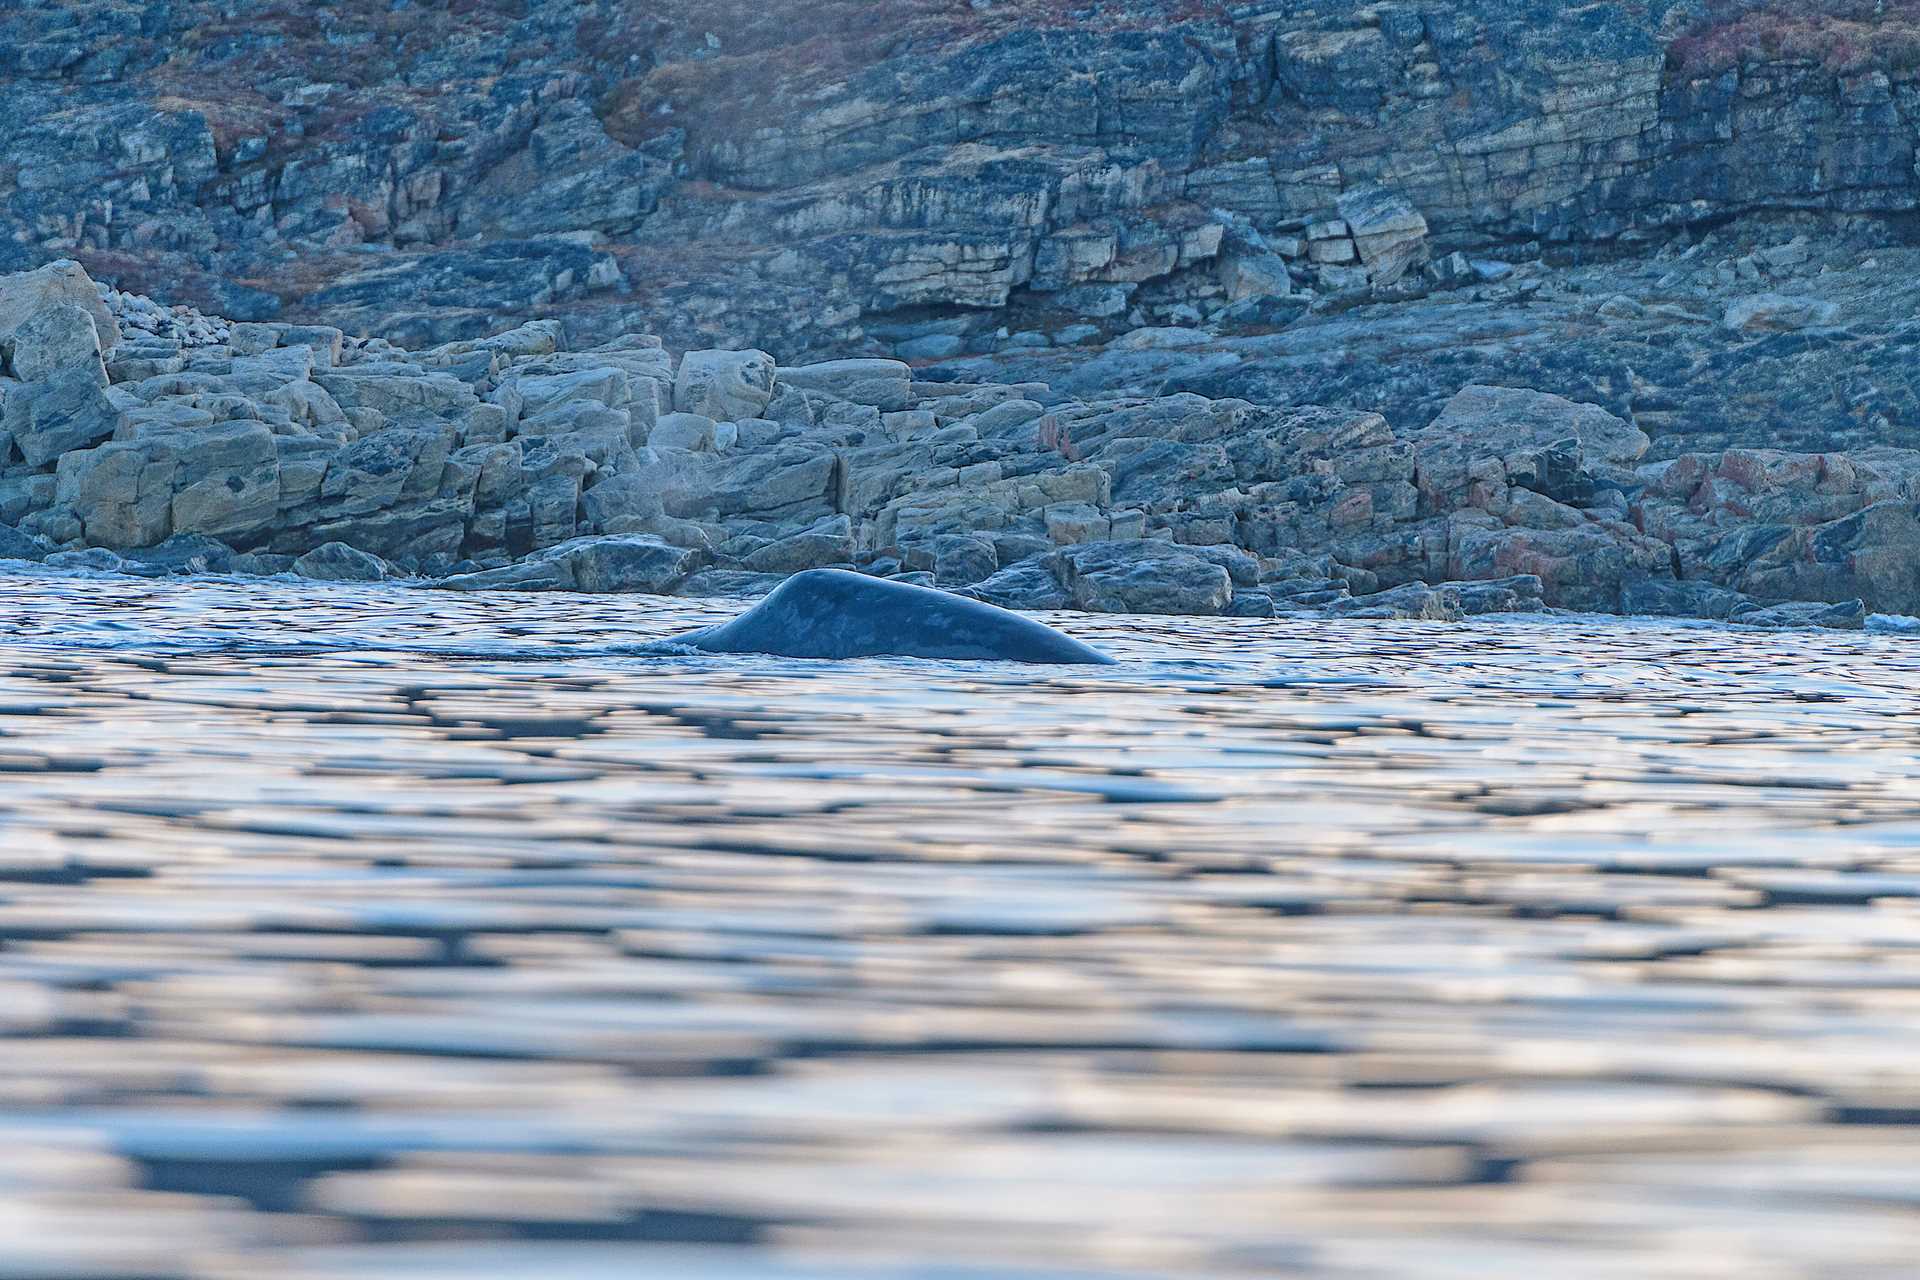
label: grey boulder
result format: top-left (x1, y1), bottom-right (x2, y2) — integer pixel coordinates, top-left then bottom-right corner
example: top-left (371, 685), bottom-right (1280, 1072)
top-left (1055, 540), bottom-right (1235, 616)
top-left (294, 541), bottom-right (392, 582)
top-left (674, 349), bottom-right (776, 422)
top-left (5, 302), bottom-right (107, 386)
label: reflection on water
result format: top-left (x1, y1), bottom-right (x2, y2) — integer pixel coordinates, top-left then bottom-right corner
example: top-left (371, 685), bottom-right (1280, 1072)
top-left (0, 567), bottom-right (1918, 1278)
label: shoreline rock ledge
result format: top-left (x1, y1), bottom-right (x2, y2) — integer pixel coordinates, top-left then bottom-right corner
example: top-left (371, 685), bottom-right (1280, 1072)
top-left (0, 262), bottom-right (1904, 631)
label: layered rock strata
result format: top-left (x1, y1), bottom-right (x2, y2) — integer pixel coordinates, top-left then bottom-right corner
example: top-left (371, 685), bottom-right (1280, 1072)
top-left (6, 0), bottom-right (1919, 360)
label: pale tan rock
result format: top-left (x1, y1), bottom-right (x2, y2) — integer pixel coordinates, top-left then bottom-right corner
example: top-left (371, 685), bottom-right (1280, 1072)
top-left (0, 261), bottom-right (120, 358)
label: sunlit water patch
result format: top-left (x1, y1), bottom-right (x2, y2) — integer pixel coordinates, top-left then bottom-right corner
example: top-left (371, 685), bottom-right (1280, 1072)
top-left (0, 566), bottom-right (1917, 1278)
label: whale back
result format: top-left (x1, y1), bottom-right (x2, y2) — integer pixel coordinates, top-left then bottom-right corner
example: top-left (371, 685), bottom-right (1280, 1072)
top-left (675, 569), bottom-right (1114, 665)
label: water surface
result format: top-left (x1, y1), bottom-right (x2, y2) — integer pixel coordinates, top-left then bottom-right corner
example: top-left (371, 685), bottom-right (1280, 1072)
top-left (0, 568), bottom-right (1917, 1278)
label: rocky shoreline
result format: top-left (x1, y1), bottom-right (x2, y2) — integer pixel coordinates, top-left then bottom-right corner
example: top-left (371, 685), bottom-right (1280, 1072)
top-left (7, 2), bottom-right (1920, 632)
top-left (0, 259), bottom-right (1909, 632)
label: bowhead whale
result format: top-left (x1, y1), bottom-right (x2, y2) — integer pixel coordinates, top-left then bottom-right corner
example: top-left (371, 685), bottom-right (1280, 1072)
top-left (665, 568), bottom-right (1114, 665)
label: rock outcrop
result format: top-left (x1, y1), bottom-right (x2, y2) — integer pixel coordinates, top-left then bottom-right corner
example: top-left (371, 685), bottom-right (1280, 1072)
top-left (7, 0), bottom-right (1920, 366)
top-left (0, 262), bottom-right (1909, 629)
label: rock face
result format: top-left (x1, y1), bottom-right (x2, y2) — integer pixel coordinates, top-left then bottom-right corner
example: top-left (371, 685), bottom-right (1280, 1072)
top-left (7, 0), bottom-right (1920, 364)
top-left (0, 261), bottom-right (1911, 629)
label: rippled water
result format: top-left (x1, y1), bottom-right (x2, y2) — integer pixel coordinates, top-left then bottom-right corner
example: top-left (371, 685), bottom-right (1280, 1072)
top-left (1, 566), bottom-right (1918, 1279)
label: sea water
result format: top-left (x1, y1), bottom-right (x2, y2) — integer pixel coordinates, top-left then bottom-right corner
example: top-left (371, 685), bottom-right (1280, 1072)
top-left (0, 567), bottom-right (1917, 1278)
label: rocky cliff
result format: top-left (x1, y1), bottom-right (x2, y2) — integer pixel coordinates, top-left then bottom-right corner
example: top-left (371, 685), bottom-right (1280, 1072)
top-left (8, 0), bottom-right (1918, 353)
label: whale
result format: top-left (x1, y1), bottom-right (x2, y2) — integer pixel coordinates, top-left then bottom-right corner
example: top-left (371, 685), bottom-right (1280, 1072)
top-left (662, 568), bottom-right (1115, 665)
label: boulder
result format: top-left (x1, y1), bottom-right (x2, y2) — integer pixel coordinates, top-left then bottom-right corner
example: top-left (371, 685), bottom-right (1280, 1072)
top-left (314, 369), bottom-right (478, 419)
top-left (674, 349), bottom-right (776, 421)
top-left (969, 556), bottom-right (1074, 611)
top-left (1733, 598), bottom-right (1867, 630)
top-left (1044, 502), bottom-right (1112, 545)
top-left (226, 324), bottom-right (280, 357)
top-left (45, 547), bottom-right (126, 573)
top-left (1446, 575), bottom-right (1548, 615)
top-left (1449, 519), bottom-right (1670, 613)
top-left (1109, 326), bottom-right (1213, 351)
top-left (674, 445), bottom-right (839, 523)
top-left (1054, 540), bottom-right (1234, 615)
top-left (1336, 187), bottom-right (1429, 285)
top-left (0, 261), bottom-right (120, 358)
top-left (1621, 578), bottom-right (1749, 620)
top-left (555, 534), bottom-right (705, 593)
top-left (6, 302), bottom-right (107, 385)
top-left (501, 366), bottom-right (630, 419)
top-left (650, 412), bottom-right (719, 452)
top-left (1738, 500), bottom-right (1920, 616)
top-left (1218, 252), bottom-right (1295, 302)
top-left (56, 420), bottom-right (280, 549)
top-left (294, 541), bottom-right (391, 582)
top-left (1411, 385), bottom-right (1648, 513)
top-left (1328, 581), bottom-right (1462, 620)
top-left (166, 422), bottom-right (282, 541)
top-left (921, 534), bottom-right (994, 587)
top-left (119, 535), bottom-right (239, 577)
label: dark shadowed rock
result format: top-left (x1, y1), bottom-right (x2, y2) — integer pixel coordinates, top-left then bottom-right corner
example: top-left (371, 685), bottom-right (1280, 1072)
top-left (119, 534), bottom-right (238, 577)
top-left (969, 557), bottom-right (1074, 611)
top-left (294, 542), bottom-right (391, 583)
top-left (0, 522), bottom-right (52, 562)
top-left (1622, 578), bottom-right (1749, 620)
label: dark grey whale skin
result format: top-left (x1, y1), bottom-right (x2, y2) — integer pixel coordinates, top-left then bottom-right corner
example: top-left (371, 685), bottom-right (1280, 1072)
top-left (666, 569), bottom-right (1116, 665)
